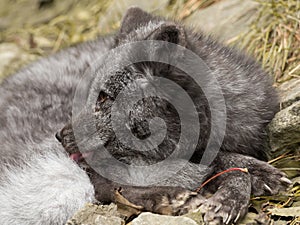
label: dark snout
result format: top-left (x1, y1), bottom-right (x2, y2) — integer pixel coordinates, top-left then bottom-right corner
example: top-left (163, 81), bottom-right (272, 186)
top-left (55, 123), bottom-right (79, 154)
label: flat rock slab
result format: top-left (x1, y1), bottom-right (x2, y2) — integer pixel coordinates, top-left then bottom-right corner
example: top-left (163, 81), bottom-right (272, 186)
top-left (278, 78), bottom-right (300, 109)
top-left (130, 212), bottom-right (200, 225)
top-left (268, 101), bottom-right (300, 151)
top-left (66, 203), bottom-right (125, 225)
top-left (268, 78), bottom-right (300, 153)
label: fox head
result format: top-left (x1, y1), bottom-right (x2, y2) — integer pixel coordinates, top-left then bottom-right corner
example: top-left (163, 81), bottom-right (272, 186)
top-left (57, 7), bottom-right (210, 168)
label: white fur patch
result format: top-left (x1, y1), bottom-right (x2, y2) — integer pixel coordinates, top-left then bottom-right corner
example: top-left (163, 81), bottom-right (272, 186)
top-left (0, 151), bottom-right (94, 225)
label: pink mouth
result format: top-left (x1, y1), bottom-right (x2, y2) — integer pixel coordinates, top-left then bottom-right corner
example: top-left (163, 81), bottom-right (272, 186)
top-left (70, 151), bottom-right (94, 163)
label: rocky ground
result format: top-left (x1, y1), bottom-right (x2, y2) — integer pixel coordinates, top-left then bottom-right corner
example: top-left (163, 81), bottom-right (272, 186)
top-left (1, 0), bottom-right (299, 224)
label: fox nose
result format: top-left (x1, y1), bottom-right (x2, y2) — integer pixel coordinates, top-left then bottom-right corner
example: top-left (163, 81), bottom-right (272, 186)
top-left (55, 131), bottom-right (63, 142)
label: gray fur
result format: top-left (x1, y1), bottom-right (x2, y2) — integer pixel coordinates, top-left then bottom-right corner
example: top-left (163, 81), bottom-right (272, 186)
top-left (0, 38), bottom-right (113, 224)
top-left (0, 7), bottom-right (289, 225)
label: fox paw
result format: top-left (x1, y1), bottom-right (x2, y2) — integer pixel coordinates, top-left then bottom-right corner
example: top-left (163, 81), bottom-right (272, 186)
top-left (248, 159), bottom-right (292, 196)
top-left (199, 188), bottom-right (249, 225)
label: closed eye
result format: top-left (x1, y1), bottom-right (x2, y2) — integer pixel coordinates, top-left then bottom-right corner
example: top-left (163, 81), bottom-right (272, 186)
top-left (99, 91), bottom-right (109, 103)
top-left (95, 91), bottom-right (109, 111)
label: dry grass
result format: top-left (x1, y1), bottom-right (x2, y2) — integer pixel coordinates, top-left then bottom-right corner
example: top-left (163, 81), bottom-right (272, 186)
top-left (0, 0), bottom-right (111, 79)
top-left (0, 0), bottom-right (110, 55)
top-left (168, 0), bottom-right (222, 19)
top-left (233, 0), bottom-right (300, 84)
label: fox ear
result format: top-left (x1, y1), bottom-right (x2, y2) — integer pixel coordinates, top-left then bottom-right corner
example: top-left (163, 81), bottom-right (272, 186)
top-left (150, 23), bottom-right (187, 47)
top-left (120, 7), bottom-right (154, 34)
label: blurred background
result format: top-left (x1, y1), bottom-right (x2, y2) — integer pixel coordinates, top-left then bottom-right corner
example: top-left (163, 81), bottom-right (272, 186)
top-left (0, 0), bottom-right (299, 83)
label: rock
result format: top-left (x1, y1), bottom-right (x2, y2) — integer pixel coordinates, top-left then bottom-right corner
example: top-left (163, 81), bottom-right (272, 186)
top-left (94, 215), bottom-right (124, 225)
top-left (66, 203), bottom-right (125, 225)
top-left (268, 101), bottom-right (300, 151)
top-left (184, 0), bottom-right (259, 42)
top-left (130, 212), bottom-right (200, 225)
top-left (278, 78), bottom-right (300, 109)
top-left (268, 78), bottom-right (300, 154)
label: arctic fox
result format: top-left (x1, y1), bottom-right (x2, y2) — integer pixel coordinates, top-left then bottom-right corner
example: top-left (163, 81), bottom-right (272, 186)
top-left (0, 7), bottom-right (290, 225)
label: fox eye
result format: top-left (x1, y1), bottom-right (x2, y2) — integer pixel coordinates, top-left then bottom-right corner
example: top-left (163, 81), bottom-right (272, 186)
top-left (98, 91), bottom-right (108, 103)
top-left (95, 91), bottom-right (109, 111)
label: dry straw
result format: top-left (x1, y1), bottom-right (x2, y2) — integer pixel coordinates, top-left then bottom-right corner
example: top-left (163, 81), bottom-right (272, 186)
top-left (235, 0), bottom-right (300, 83)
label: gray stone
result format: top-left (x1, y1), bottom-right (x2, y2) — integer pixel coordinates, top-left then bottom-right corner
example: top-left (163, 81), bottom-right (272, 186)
top-left (184, 0), bottom-right (259, 42)
top-left (268, 78), bottom-right (300, 153)
top-left (268, 101), bottom-right (300, 151)
top-left (94, 215), bottom-right (124, 225)
top-left (130, 212), bottom-right (200, 225)
top-left (66, 203), bottom-right (124, 225)
top-left (278, 78), bottom-right (300, 109)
